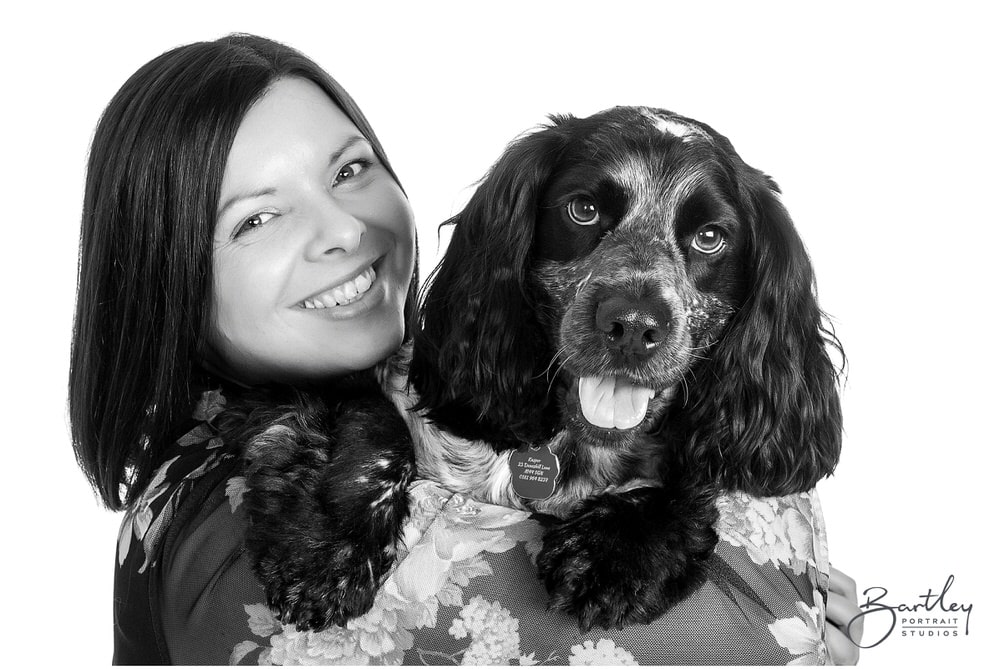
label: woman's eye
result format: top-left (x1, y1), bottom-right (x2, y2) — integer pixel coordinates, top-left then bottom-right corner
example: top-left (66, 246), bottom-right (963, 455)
top-left (692, 225), bottom-right (726, 254)
top-left (235, 211), bottom-right (277, 238)
top-left (333, 160), bottom-right (370, 186)
top-left (566, 197), bottom-right (600, 226)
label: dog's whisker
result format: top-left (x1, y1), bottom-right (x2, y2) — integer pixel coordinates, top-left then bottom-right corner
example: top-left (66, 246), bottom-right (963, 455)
top-left (545, 349), bottom-right (578, 398)
top-left (680, 374), bottom-right (690, 406)
top-left (552, 354), bottom-right (575, 382)
top-left (538, 344), bottom-right (572, 380)
top-left (680, 344), bottom-right (712, 361)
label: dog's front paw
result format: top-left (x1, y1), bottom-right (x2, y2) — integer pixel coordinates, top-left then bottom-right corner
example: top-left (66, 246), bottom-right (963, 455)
top-left (259, 538), bottom-right (397, 632)
top-left (535, 486), bottom-right (718, 632)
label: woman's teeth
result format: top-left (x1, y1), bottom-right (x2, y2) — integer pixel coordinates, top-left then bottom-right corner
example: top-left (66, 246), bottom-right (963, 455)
top-left (301, 266), bottom-right (376, 309)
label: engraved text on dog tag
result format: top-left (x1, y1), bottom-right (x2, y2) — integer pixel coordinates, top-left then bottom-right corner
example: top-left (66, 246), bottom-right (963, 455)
top-left (509, 444), bottom-right (560, 500)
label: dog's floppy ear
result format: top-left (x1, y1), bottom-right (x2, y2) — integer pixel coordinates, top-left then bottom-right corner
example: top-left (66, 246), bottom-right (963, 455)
top-left (410, 119), bottom-right (573, 446)
top-left (677, 174), bottom-right (843, 495)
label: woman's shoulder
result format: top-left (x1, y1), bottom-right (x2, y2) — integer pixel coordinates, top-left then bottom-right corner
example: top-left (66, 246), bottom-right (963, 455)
top-left (113, 387), bottom-right (252, 664)
top-left (114, 389), bottom-right (239, 575)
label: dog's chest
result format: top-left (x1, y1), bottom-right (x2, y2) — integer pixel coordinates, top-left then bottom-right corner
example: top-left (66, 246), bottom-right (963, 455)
top-left (382, 367), bottom-right (662, 518)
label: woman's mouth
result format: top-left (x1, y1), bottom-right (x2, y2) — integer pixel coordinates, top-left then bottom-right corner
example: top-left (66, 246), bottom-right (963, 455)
top-left (300, 266), bottom-right (377, 309)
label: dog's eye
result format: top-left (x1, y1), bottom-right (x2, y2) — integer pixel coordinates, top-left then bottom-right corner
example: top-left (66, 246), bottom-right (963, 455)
top-left (566, 197), bottom-right (600, 226)
top-left (692, 226), bottom-right (726, 254)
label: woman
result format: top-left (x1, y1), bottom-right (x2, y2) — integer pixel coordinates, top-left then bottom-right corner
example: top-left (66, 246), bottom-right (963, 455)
top-left (71, 34), bottom-right (861, 664)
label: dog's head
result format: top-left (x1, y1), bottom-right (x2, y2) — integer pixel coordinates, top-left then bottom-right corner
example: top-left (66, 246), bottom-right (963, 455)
top-left (411, 106), bottom-right (842, 495)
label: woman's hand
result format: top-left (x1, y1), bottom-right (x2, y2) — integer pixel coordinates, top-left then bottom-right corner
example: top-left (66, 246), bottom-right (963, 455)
top-left (826, 566), bottom-right (864, 665)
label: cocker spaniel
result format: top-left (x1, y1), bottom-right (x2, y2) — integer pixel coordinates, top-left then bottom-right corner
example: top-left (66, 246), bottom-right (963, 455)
top-left (231, 106), bottom-right (843, 633)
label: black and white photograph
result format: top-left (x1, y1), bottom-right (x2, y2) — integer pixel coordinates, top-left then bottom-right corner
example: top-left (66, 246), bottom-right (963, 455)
top-left (3, 1), bottom-right (995, 665)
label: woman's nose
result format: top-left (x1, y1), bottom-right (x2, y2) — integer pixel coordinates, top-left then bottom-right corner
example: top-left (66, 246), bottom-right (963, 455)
top-left (304, 198), bottom-right (365, 260)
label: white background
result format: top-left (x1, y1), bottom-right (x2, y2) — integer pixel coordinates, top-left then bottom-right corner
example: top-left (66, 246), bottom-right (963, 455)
top-left (2, 0), bottom-right (996, 665)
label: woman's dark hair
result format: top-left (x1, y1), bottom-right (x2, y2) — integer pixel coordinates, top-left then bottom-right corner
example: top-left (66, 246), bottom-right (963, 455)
top-left (70, 34), bottom-right (412, 510)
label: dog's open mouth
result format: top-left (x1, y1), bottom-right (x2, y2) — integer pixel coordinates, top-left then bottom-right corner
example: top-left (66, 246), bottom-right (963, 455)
top-left (578, 376), bottom-right (656, 430)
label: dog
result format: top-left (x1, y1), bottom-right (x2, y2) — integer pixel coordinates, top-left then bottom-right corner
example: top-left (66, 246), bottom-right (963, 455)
top-left (231, 106), bottom-right (843, 633)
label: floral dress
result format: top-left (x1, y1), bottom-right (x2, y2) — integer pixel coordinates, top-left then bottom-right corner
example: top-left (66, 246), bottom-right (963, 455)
top-left (114, 389), bottom-right (831, 665)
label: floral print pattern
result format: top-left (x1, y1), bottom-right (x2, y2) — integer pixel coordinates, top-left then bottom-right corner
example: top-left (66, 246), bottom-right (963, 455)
top-left (715, 491), bottom-right (828, 577)
top-left (116, 389), bottom-right (231, 573)
top-left (447, 596), bottom-right (521, 665)
top-left (231, 483), bottom-right (829, 665)
top-left (117, 454), bottom-right (177, 572)
top-left (769, 599), bottom-right (829, 665)
top-left (567, 639), bottom-right (638, 666)
top-left (115, 388), bottom-right (832, 665)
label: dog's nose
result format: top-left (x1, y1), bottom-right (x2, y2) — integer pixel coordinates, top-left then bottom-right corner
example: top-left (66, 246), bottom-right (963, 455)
top-left (595, 296), bottom-right (671, 358)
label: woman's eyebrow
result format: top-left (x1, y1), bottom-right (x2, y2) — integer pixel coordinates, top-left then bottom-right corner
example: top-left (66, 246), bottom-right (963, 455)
top-left (218, 187), bottom-right (277, 217)
top-left (328, 136), bottom-right (371, 169)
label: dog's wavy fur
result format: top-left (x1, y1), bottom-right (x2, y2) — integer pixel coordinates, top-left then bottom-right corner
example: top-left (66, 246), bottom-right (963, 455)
top-left (216, 373), bottom-right (415, 631)
top-left (230, 106), bottom-right (843, 633)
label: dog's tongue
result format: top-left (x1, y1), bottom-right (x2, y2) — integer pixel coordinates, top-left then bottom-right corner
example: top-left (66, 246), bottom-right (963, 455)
top-left (578, 376), bottom-right (655, 430)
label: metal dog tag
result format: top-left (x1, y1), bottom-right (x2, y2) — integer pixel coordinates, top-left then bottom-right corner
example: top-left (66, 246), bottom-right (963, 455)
top-left (509, 444), bottom-right (560, 500)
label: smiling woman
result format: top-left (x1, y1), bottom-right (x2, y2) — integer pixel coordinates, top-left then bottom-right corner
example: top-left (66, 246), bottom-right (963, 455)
top-left (205, 78), bottom-right (416, 386)
top-left (68, 34), bottom-right (418, 663)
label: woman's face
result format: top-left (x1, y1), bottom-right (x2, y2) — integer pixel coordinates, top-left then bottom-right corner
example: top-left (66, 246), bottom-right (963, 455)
top-left (207, 77), bottom-right (416, 385)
